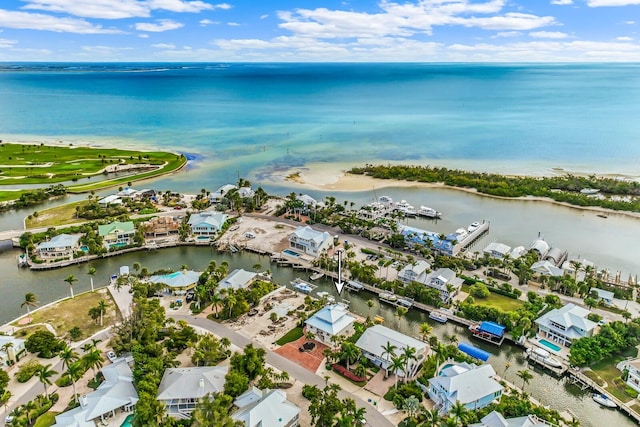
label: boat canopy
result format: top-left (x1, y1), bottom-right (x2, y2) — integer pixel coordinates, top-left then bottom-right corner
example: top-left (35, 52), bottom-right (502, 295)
top-left (478, 321), bottom-right (506, 338)
top-left (458, 342), bottom-right (490, 362)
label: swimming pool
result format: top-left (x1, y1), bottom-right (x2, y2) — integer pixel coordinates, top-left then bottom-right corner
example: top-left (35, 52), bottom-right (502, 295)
top-left (539, 339), bottom-right (561, 352)
top-left (110, 243), bottom-right (127, 249)
top-left (197, 236), bottom-right (210, 241)
top-left (80, 245), bottom-right (89, 252)
top-left (283, 249), bottom-right (300, 257)
top-left (120, 414), bottom-right (134, 427)
top-left (438, 363), bottom-right (454, 375)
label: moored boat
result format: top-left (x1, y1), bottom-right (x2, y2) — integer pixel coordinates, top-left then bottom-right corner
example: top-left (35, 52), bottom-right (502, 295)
top-left (345, 280), bottom-right (364, 292)
top-left (17, 253), bottom-right (28, 268)
top-left (309, 271), bottom-right (324, 280)
top-left (592, 393), bottom-right (617, 408)
top-left (417, 205), bottom-right (441, 218)
top-left (527, 347), bottom-right (563, 368)
top-left (291, 278), bottom-right (317, 294)
top-left (379, 292), bottom-right (398, 303)
top-left (467, 221), bottom-right (481, 233)
top-left (429, 310), bottom-right (448, 323)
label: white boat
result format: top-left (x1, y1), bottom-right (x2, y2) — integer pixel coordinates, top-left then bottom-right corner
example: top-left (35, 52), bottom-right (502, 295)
top-left (309, 271), bottom-right (324, 281)
top-left (316, 291), bottom-right (335, 303)
top-left (429, 310), bottom-right (448, 323)
top-left (379, 292), bottom-right (398, 303)
top-left (417, 205), bottom-right (441, 218)
top-left (527, 347), bottom-right (563, 368)
top-left (378, 195), bottom-right (393, 205)
top-left (397, 298), bottom-right (414, 308)
top-left (346, 280), bottom-right (364, 292)
top-left (395, 200), bottom-right (416, 216)
top-left (454, 228), bottom-right (468, 240)
top-left (592, 393), bottom-right (617, 408)
top-left (17, 254), bottom-right (28, 268)
top-left (291, 278), bottom-right (317, 294)
top-left (467, 221), bottom-right (481, 233)
top-left (580, 188), bottom-right (600, 195)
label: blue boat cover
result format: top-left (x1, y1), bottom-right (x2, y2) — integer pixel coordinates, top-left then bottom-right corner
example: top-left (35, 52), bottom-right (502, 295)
top-left (479, 321), bottom-right (506, 337)
top-left (458, 342), bottom-right (490, 362)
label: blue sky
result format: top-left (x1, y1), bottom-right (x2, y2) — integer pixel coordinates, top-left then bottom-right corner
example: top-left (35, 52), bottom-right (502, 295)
top-left (0, 0), bottom-right (639, 61)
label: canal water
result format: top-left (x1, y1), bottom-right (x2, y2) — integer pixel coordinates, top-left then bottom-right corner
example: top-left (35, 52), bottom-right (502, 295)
top-left (0, 246), bottom-right (633, 427)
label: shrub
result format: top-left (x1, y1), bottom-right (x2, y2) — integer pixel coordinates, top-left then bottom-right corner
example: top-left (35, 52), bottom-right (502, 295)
top-left (625, 386), bottom-right (639, 398)
top-left (332, 364), bottom-right (366, 383)
top-left (15, 360), bottom-right (43, 383)
top-left (470, 283), bottom-right (490, 298)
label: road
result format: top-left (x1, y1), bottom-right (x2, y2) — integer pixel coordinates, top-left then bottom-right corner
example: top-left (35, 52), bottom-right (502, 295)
top-left (173, 314), bottom-right (395, 427)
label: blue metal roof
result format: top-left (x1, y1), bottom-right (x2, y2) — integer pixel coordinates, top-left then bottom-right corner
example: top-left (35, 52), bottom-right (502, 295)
top-left (458, 342), bottom-right (490, 362)
top-left (479, 321), bottom-right (506, 337)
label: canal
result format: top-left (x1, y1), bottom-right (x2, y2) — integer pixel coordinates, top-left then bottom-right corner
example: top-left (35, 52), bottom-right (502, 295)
top-left (0, 245), bottom-right (633, 427)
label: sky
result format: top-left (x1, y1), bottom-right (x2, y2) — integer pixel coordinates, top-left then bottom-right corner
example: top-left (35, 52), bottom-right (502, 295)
top-left (0, 0), bottom-right (640, 62)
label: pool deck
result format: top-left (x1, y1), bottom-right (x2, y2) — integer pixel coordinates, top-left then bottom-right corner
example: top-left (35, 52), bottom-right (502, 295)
top-left (527, 336), bottom-right (570, 361)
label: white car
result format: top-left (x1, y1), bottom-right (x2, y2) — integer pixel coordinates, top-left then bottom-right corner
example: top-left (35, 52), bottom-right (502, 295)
top-left (106, 350), bottom-right (117, 362)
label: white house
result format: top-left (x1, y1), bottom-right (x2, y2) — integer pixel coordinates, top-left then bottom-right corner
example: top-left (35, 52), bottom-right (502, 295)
top-left (304, 303), bottom-right (357, 345)
top-left (288, 226), bottom-right (332, 258)
top-left (470, 410), bottom-right (550, 427)
top-left (619, 359), bottom-right (640, 393)
top-left (149, 270), bottom-right (201, 294)
top-left (210, 184), bottom-right (237, 202)
top-left (397, 260), bottom-right (431, 284)
top-left (157, 366), bottom-right (229, 418)
top-left (428, 362), bottom-right (503, 415)
top-left (483, 242), bottom-right (512, 259)
top-left (237, 187), bottom-right (255, 198)
top-left (232, 388), bottom-right (300, 427)
top-left (52, 359), bottom-right (138, 427)
top-left (188, 212), bottom-right (228, 236)
top-left (591, 288), bottom-right (615, 306)
top-left (98, 194), bottom-right (122, 208)
top-left (531, 260), bottom-right (565, 277)
top-left (534, 303), bottom-right (597, 347)
top-left (0, 336), bottom-right (26, 366)
top-left (218, 269), bottom-right (258, 292)
top-left (35, 234), bottom-right (81, 260)
top-left (355, 324), bottom-right (427, 378)
top-left (424, 268), bottom-right (464, 302)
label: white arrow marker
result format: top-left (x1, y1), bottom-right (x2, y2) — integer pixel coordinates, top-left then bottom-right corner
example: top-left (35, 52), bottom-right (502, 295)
top-left (335, 248), bottom-right (345, 295)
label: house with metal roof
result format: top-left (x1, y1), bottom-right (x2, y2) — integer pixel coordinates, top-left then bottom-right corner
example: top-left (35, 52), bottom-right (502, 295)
top-left (188, 212), bottom-right (228, 236)
top-left (232, 388), bottom-right (301, 427)
top-left (483, 242), bottom-right (512, 260)
top-left (424, 268), bottom-right (464, 303)
top-left (237, 187), bottom-right (255, 198)
top-left (210, 184), bottom-right (237, 202)
top-left (397, 260), bottom-right (431, 284)
top-left (149, 270), bottom-right (201, 293)
top-left (591, 288), bottom-right (615, 306)
top-left (534, 303), bottom-right (597, 347)
top-left (305, 303), bottom-right (357, 345)
top-left (98, 221), bottom-right (136, 247)
top-left (355, 324), bottom-right (427, 378)
top-left (288, 226), bottom-right (332, 258)
top-left (158, 366), bottom-right (229, 418)
top-left (35, 233), bottom-right (81, 260)
top-left (469, 410), bottom-right (550, 427)
top-left (530, 260), bottom-right (564, 277)
top-left (52, 359), bottom-right (138, 427)
top-left (218, 269), bottom-right (258, 292)
top-left (98, 194), bottom-right (123, 208)
top-left (428, 362), bottom-right (503, 415)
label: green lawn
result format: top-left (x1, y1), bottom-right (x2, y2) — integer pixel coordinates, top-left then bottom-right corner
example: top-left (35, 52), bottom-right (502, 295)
top-left (590, 350), bottom-right (639, 403)
top-left (462, 284), bottom-right (524, 312)
top-left (25, 200), bottom-right (90, 228)
top-left (275, 326), bottom-right (304, 346)
top-left (0, 190), bottom-right (28, 202)
top-left (33, 412), bottom-right (58, 427)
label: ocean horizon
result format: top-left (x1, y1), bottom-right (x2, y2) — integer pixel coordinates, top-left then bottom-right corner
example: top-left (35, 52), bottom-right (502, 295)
top-left (1, 62), bottom-right (640, 194)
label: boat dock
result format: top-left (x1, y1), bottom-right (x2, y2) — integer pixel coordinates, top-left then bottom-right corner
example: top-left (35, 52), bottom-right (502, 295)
top-left (345, 280), bottom-right (364, 292)
top-left (469, 321), bottom-right (506, 346)
top-left (452, 221), bottom-right (490, 255)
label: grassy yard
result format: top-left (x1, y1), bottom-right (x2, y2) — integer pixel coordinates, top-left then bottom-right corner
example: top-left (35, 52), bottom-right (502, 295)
top-left (25, 200), bottom-right (90, 228)
top-left (33, 412), bottom-right (58, 427)
top-left (13, 289), bottom-right (121, 340)
top-left (590, 349), bottom-right (639, 403)
top-left (275, 326), bottom-right (304, 346)
top-left (0, 190), bottom-right (28, 202)
top-left (462, 284), bottom-right (524, 312)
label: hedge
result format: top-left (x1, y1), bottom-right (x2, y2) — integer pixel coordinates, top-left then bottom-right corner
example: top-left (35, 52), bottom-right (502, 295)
top-left (332, 364), bottom-right (366, 383)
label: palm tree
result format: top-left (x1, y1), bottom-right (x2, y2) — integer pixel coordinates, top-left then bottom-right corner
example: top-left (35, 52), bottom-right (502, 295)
top-left (83, 348), bottom-right (104, 380)
top-left (64, 274), bottom-right (78, 298)
top-left (381, 341), bottom-right (397, 378)
top-left (366, 299), bottom-right (375, 318)
top-left (305, 330), bottom-right (316, 342)
top-left (87, 267), bottom-right (96, 292)
top-left (419, 322), bottom-right (432, 341)
top-left (390, 355), bottom-right (406, 389)
top-left (59, 346), bottom-right (79, 371)
top-left (21, 292), bottom-right (38, 314)
top-left (81, 338), bottom-right (102, 352)
top-left (66, 361), bottom-right (83, 403)
top-left (225, 294), bottom-right (237, 319)
top-left (36, 364), bottom-right (57, 397)
top-left (517, 369), bottom-right (533, 392)
top-left (450, 401), bottom-right (469, 426)
top-left (133, 262), bottom-right (141, 275)
top-left (0, 390), bottom-right (11, 416)
top-left (401, 346), bottom-right (418, 380)
top-left (341, 342), bottom-right (361, 371)
top-left (252, 263), bottom-right (262, 272)
top-left (210, 294), bottom-right (222, 318)
top-left (97, 299), bottom-right (109, 326)
top-left (448, 334), bottom-right (459, 345)
top-left (423, 408), bottom-right (440, 427)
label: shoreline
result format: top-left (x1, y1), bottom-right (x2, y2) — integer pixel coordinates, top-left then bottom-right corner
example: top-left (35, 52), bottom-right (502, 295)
top-left (278, 165), bottom-right (640, 220)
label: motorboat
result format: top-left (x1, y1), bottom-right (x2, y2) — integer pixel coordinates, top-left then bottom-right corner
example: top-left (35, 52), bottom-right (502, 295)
top-left (395, 200), bottom-right (416, 216)
top-left (309, 271), bottom-right (324, 281)
top-left (527, 347), bottom-right (563, 368)
top-left (397, 298), bottom-right (414, 308)
top-left (345, 281), bottom-right (364, 292)
top-left (454, 228), bottom-right (468, 240)
top-left (429, 310), bottom-right (448, 323)
top-left (291, 278), bottom-right (317, 294)
top-left (592, 393), bottom-right (617, 408)
top-left (580, 188), bottom-right (600, 195)
top-left (379, 292), bottom-right (398, 303)
top-left (467, 221), bottom-right (481, 233)
top-left (417, 205), bottom-right (441, 218)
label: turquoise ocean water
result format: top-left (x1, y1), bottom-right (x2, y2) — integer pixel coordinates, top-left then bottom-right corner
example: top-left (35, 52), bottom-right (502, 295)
top-left (1, 63), bottom-right (640, 192)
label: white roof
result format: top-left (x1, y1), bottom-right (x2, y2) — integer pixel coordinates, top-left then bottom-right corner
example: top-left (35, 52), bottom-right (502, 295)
top-left (52, 406), bottom-right (95, 427)
top-left (535, 303), bottom-right (597, 337)
top-left (232, 389), bottom-right (300, 427)
top-left (355, 324), bottom-right (427, 359)
top-left (219, 269), bottom-right (257, 291)
top-left (98, 194), bottom-right (122, 205)
top-left (429, 363), bottom-right (502, 406)
top-left (188, 212), bottom-right (228, 229)
top-left (36, 234), bottom-right (81, 251)
top-left (484, 242), bottom-right (511, 256)
top-left (149, 270), bottom-right (201, 289)
top-left (305, 303), bottom-right (357, 336)
top-left (530, 239), bottom-right (550, 257)
top-left (290, 226), bottom-right (331, 245)
top-left (157, 366), bottom-right (228, 400)
top-left (470, 411), bottom-right (548, 427)
top-left (399, 260), bottom-right (431, 277)
top-left (116, 188), bottom-right (138, 197)
top-left (299, 194), bottom-right (318, 206)
top-left (531, 260), bottom-right (564, 277)
top-left (509, 246), bottom-right (526, 259)
top-left (212, 184), bottom-right (237, 198)
top-left (237, 187), bottom-right (254, 198)
top-left (592, 288), bottom-right (615, 300)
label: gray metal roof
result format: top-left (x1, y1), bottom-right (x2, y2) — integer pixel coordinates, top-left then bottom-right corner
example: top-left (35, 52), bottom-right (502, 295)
top-left (157, 366), bottom-right (229, 400)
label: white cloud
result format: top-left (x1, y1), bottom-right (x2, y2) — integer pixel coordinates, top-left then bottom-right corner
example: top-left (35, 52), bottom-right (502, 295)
top-left (0, 9), bottom-right (122, 33)
top-left (492, 31), bottom-right (522, 38)
top-left (0, 38), bottom-right (17, 48)
top-left (616, 36), bottom-right (633, 40)
top-left (135, 19), bottom-right (183, 32)
top-left (80, 45), bottom-right (133, 56)
top-left (550, 0), bottom-right (572, 4)
top-left (152, 43), bottom-right (176, 48)
top-left (138, 33), bottom-right (149, 38)
top-left (587, 0), bottom-right (640, 6)
top-left (199, 19), bottom-right (218, 26)
top-left (21, 0), bottom-right (224, 19)
top-left (529, 31), bottom-right (569, 38)
top-left (227, 22), bottom-right (240, 26)
top-left (260, 14), bottom-right (269, 19)
top-left (625, 21), bottom-right (636, 24)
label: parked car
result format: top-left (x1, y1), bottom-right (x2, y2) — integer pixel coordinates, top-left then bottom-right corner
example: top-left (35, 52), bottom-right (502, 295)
top-left (106, 350), bottom-right (117, 362)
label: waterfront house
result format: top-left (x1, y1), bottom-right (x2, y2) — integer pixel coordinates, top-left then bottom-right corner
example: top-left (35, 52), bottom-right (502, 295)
top-left (469, 410), bottom-right (550, 427)
top-left (35, 233), bottom-right (81, 261)
top-left (304, 303), bottom-right (357, 345)
top-left (288, 226), bottom-right (332, 258)
top-left (218, 269), bottom-right (258, 292)
top-left (530, 260), bottom-right (564, 277)
top-left (237, 187), bottom-right (255, 198)
top-left (534, 303), bottom-right (597, 347)
top-left (355, 324), bottom-right (427, 378)
top-left (157, 366), bottom-right (228, 418)
top-left (424, 268), bottom-right (463, 303)
top-left (188, 212), bottom-right (228, 236)
top-left (397, 260), bottom-right (431, 284)
top-left (0, 336), bottom-right (26, 366)
top-left (232, 387), bottom-right (300, 427)
top-left (428, 362), bottom-right (503, 415)
top-left (509, 246), bottom-right (527, 260)
top-left (98, 221), bottom-right (136, 247)
top-left (299, 194), bottom-right (319, 207)
top-left (591, 288), bottom-right (615, 306)
top-left (52, 359), bottom-right (138, 427)
top-left (483, 242), bottom-right (512, 260)
top-left (98, 194), bottom-right (122, 208)
top-left (619, 359), bottom-right (640, 393)
top-left (141, 216), bottom-right (181, 238)
top-left (210, 184), bottom-right (237, 203)
top-left (116, 188), bottom-right (139, 198)
top-left (149, 270), bottom-right (201, 294)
